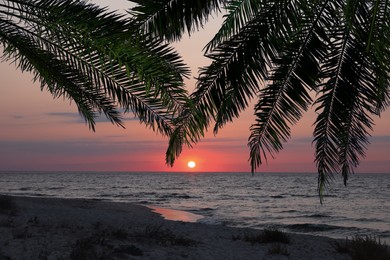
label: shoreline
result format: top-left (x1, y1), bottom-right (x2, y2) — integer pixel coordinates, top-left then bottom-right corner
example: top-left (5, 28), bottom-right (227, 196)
top-left (0, 195), bottom-right (353, 259)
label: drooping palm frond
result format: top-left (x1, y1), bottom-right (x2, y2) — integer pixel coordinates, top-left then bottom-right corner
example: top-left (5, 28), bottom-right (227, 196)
top-left (165, 0), bottom-right (280, 166)
top-left (249, 0), bottom-right (329, 172)
top-left (0, 0), bottom-right (190, 134)
top-left (166, 0), bottom-right (330, 167)
top-left (365, 0), bottom-right (390, 113)
top-left (129, 0), bottom-right (224, 42)
top-left (314, 0), bottom-right (390, 199)
top-left (205, 0), bottom-right (289, 133)
top-left (0, 25), bottom-right (122, 131)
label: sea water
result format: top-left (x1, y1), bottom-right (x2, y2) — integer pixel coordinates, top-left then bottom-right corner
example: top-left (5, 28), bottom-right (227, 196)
top-left (0, 171), bottom-right (389, 243)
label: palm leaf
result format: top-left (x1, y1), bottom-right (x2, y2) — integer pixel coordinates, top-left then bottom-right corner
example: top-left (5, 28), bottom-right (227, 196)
top-left (314, 0), bottom-right (389, 199)
top-left (129, 0), bottom-right (224, 42)
top-left (248, 0), bottom-right (329, 171)
top-left (166, 0), bottom-right (329, 166)
top-left (0, 0), bottom-right (190, 135)
top-left (205, 0), bottom-right (269, 53)
top-left (166, 0), bottom-right (281, 165)
top-left (0, 2), bottom-right (122, 130)
top-left (365, 0), bottom-right (390, 113)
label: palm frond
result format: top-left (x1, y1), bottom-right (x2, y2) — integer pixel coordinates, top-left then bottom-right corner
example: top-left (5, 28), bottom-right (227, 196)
top-left (166, 1), bottom-right (282, 166)
top-left (205, 0), bottom-right (266, 53)
top-left (0, 0), bottom-right (190, 135)
top-left (166, 0), bottom-right (330, 167)
top-left (129, 0), bottom-right (224, 42)
top-left (201, 20), bottom-right (271, 134)
top-left (365, 0), bottom-right (390, 113)
top-left (165, 97), bottom-right (208, 166)
top-left (0, 5), bottom-right (122, 130)
top-left (314, 0), bottom-right (389, 200)
top-left (248, 0), bottom-right (329, 172)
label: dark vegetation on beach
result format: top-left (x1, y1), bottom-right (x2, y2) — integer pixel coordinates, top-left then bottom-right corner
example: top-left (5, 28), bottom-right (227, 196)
top-left (267, 244), bottom-right (290, 257)
top-left (137, 224), bottom-right (198, 246)
top-left (70, 230), bottom-right (145, 260)
top-left (70, 224), bottom-right (198, 259)
top-left (245, 228), bottom-right (292, 257)
top-left (233, 227), bottom-right (390, 259)
top-left (1, 1), bottom-right (389, 197)
top-left (233, 227), bottom-right (291, 244)
top-left (335, 236), bottom-right (390, 260)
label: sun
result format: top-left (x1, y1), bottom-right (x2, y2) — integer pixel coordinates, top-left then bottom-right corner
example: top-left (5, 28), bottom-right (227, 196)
top-left (187, 161), bottom-right (196, 169)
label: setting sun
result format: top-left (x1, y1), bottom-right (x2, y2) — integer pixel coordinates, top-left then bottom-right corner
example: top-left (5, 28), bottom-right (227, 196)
top-left (187, 161), bottom-right (196, 169)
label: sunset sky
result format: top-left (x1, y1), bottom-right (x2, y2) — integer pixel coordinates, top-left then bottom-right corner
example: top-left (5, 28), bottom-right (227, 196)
top-left (0, 1), bottom-right (389, 173)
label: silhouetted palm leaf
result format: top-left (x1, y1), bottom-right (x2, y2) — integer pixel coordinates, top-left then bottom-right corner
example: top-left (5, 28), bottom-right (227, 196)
top-left (0, 0), bottom-right (190, 134)
top-left (130, 0), bottom-right (223, 41)
top-left (314, 0), bottom-right (389, 199)
top-left (249, 1), bottom-right (328, 171)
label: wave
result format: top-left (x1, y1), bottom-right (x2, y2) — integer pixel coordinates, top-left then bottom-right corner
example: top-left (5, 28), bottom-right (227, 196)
top-left (137, 192), bottom-right (158, 196)
top-left (199, 207), bottom-right (215, 211)
top-left (285, 223), bottom-right (348, 232)
top-left (46, 187), bottom-right (65, 190)
top-left (270, 195), bottom-right (284, 199)
top-left (158, 193), bottom-right (197, 199)
top-left (354, 217), bottom-right (384, 223)
top-left (190, 207), bottom-right (217, 216)
top-left (14, 193), bottom-right (52, 197)
top-left (19, 187), bottom-right (32, 191)
top-left (278, 209), bottom-right (299, 213)
top-left (97, 194), bottom-right (113, 198)
top-left (303, 214), bottom-right (332, 219)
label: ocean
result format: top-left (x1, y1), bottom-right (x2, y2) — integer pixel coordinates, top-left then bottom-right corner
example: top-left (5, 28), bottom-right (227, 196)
top-left (0, 171), bottom-right (389, 243)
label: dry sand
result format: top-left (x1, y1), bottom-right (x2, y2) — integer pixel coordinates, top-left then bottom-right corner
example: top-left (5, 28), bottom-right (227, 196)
top-left (0, 195), bottom-right (350, 260)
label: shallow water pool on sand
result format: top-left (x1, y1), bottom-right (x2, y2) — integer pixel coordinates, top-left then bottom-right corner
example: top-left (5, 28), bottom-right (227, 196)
top-left (149, 206), bottom-right (204, 222)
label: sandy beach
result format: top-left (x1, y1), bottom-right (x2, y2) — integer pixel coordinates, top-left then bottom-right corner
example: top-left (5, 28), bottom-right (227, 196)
top-left (0, 195), bottom-right (352, 259)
